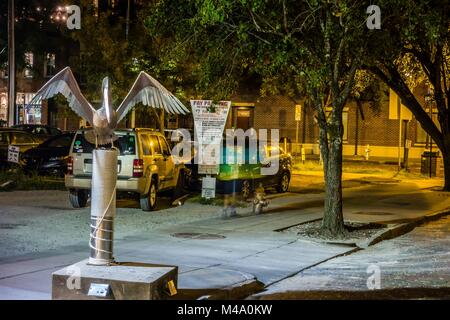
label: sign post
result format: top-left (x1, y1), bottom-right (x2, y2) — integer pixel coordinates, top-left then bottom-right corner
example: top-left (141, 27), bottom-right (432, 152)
top-left (295, 104), bottom-right (301, 144)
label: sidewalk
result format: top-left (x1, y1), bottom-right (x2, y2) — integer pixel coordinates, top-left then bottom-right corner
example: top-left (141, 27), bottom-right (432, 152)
top-left (1, 179), bottom-right (450, 299)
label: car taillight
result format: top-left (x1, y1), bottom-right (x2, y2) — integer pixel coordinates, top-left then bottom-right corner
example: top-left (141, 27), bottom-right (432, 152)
top-left (133, 159), bottom-right (144, 177)
top-left (67, 156), bottom-right (73, 175)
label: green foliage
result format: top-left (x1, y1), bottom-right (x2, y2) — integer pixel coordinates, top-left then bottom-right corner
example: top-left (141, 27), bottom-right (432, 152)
top-left (146, 0), bottom-right (373, 104)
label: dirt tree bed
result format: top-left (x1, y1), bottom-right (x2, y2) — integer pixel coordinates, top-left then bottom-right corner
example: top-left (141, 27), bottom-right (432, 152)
top-left (282, 220), bottom-right (385, 242)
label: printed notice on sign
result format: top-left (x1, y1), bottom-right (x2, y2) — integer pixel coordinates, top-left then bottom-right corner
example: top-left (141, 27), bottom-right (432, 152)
top-left (191, 100), bottom-right (231, 175)
top-left (7, 145), bottom-right (20, 164)
top-left (201, 176), bottom-right (216, 199)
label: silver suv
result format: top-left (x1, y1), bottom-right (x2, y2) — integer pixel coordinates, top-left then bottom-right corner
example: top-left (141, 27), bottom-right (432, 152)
top-left (65, 128), bottom-right (185, 211)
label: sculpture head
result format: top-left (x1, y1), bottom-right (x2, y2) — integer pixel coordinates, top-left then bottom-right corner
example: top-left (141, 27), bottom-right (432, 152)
top-left (102, 76), bottom-right (113, 123)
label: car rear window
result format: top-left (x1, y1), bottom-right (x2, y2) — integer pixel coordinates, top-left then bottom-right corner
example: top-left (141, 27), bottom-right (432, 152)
top-left (12, 132), bottom-right (35, 144)
top-left (72, 132), bottom-right (136, 155)
top-left (45, 135), bottom-right (74, 148)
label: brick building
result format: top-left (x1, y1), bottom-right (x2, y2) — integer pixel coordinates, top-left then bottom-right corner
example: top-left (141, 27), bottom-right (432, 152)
top-left (228, 83), bottom-right (437, 160)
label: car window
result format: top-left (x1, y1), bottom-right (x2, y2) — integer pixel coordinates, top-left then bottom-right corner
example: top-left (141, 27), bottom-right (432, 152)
top-left (72, 132), bottom-right (136, 155)
top-left (0, 132), bottom-right (9, 145)
top-left (11, 132), bottom-right (34, 144)
top-left (45, 135), bottom-right (73, 148)
top-left (149, 135), bottom-right (161, 155)
top-left (50, 128), bottom-right (62, 135)
top-left (140, 134), bottom-right (152, 156)
top-left (158, 136), bottom-right (171, 156)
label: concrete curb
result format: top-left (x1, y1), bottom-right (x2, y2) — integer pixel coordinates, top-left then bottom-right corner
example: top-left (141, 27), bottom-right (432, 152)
top-left (175, 278), bottom-right (265, 300)
top-left (357, 207), bottom-right (450, 249)
top-left (250, 287), bottom-right (450, 300)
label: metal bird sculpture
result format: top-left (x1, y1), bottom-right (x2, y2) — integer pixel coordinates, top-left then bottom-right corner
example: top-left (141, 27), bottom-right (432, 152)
top-left (28, 67), bottom-right (189, 146)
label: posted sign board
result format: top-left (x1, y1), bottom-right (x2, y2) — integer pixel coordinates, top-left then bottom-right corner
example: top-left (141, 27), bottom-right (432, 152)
top-left (7, 145), bottom-right (20, 164)
top-left (191, 100), bottom-right (231, 175)
top-left (201, 176), bottom-right (216, 199)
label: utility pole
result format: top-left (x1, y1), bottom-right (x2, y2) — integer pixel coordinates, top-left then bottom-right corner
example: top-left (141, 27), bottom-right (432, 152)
top-left (7, 0), bottom-right (16, 126)
top-left (126, 0), bottom-right (131, 40)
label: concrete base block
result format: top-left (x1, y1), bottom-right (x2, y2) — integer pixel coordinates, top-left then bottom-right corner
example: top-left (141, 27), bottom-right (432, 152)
top-left (52, 259), bottom-right (178, 300)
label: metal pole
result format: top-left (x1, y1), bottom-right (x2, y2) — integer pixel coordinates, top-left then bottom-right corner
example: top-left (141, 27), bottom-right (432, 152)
top-left (429, 103), bottom-right (433, 178)
top-left (7, 0), bottom-right (15, 127)
top-left (89, 149), bottom-right (118, 265)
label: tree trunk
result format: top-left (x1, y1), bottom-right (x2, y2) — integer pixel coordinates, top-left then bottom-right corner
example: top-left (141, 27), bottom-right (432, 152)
top-left (442, 135), bottom-right (450, 191)
top-left (319, 115), bottom-right (345, 236)
top-left (322, 134), bottom-right (345, 235)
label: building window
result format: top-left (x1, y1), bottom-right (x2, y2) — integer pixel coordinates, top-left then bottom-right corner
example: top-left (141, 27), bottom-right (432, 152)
top-left (325, 110), bottom-right (349, 141)
top-left (279, 110), bottom-right (287, 128)
top-left (16, 93), bottom-right (42, 124)
top-left (342, 112), bottom-right (349, 141)
top-left (44, 53), bottom-right (56, 78)
top-left (416, 112), bottom-right (439, 145)
top-left (0, 93), bottom-right (7, 122)
top-left (24, 52), bottom-right (34, 78)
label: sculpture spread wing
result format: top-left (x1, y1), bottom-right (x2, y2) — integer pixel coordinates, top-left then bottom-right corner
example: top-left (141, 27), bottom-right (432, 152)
top-left (28, 67), bottom-right (95, 123)
top-left (116, 71), bottom-right (189, 123)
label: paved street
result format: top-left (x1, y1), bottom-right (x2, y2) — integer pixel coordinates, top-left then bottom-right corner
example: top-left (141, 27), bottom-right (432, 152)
top-left (1, 172), bottom-right (449, 299)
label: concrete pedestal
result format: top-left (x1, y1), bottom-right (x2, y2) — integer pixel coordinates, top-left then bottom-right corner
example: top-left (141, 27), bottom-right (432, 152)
top-left (52, 260), bottom-right (178, 300)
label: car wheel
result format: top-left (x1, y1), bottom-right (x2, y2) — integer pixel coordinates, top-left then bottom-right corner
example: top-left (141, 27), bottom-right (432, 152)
top-left (241, 180), bottom-right (251, 200)
top-left (277, 172), bottom-right (290, 193)
top-left (69, 189), bottom-right (89, 208)
top-left (140, 179), bottom-right (157, 211)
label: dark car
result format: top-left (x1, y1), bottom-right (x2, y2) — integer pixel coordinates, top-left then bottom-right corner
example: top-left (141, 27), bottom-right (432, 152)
top-left (22, 133), bottom-right (75, 176)
top-left (0, 128), bottom-right (40, 168)
top-left (12, 124), bottom-right (62, 143)
top-left (185, 135), bottom-right (292, 199)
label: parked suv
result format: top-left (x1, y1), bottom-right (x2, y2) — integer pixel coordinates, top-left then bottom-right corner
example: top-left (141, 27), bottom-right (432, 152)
top-left (65, 128), bottom-right (185, 211)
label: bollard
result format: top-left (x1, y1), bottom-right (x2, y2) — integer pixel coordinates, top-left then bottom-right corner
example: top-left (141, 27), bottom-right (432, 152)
top-left (301, 146), bottom-right (306, 164)
top-left (365, 144), bottom-right (371, 161)
top-left (252, 184), bottom-right (268, 214)
top-left (89, 149), bottom-right (119, 265)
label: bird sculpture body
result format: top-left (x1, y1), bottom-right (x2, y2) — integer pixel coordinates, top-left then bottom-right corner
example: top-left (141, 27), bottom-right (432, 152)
top-left (28, 67), bottom-right (189, 146)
